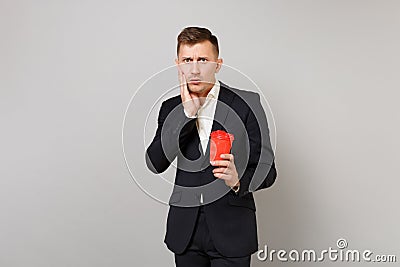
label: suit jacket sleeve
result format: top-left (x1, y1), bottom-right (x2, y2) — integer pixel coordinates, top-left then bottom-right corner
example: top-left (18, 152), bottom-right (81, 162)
top-left (236, 92), bottom-right (277, 197)
top-left (145, 100), bottom-right (197, 174)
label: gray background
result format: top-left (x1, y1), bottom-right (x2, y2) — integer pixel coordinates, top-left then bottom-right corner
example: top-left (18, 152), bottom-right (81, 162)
top-left (1, 0), bottom-right (399, 266)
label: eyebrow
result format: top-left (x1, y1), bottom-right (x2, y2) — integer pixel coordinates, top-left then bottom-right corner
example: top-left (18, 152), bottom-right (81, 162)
top-left (181, 56), bottom-right (210, 60)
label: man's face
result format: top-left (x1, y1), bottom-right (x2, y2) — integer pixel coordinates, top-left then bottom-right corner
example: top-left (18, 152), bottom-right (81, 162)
top-left (175, 40), bottom-right (223, 95)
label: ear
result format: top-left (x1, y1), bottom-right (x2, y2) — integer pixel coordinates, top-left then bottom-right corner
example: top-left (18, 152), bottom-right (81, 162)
top-left (215, 58), bottom-right (223, 73)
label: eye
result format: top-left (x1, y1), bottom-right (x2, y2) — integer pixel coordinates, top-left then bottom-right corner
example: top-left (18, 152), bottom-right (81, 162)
top-left (199, 58), bottom-right (208, 63)
top-left (183, 58), bottom-right (191, 63)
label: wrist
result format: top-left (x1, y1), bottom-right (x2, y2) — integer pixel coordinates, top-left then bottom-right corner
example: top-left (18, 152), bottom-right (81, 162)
top-left (230, 181), bottom-right (240, 194)
top-left (183, 108), bottom-right (197, 118)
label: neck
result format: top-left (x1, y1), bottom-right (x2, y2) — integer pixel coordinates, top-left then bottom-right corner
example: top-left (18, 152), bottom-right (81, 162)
top-left (198, 79), bottom-right (216, 98)
top-left (198, 88), bottom-right (211, 99)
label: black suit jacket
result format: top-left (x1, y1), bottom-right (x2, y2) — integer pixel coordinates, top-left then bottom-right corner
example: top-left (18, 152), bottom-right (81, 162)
top-left (145, 81), bottom-right (277, 257)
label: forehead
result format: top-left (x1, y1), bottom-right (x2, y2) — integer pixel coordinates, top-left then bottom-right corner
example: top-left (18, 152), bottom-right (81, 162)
top-left (178, 40), bottom-right (217, 58)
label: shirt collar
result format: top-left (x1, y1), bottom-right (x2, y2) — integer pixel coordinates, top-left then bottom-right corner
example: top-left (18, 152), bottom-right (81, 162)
top-left (206, 80), bottom-right (220, 101)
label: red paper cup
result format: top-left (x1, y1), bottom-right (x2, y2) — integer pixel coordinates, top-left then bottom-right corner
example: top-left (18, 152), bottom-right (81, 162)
top-left (210, 130), bottom-right (234, 161)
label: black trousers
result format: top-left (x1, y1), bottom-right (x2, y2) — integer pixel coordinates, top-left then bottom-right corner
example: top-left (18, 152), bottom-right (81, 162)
top-left (174, 206), bottom-right (251, 267)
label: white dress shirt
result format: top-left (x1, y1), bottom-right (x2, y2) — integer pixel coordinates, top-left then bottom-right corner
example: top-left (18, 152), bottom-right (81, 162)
top-left (184, 80), bottom-right (220, 154)
top-left (182, 81), bottom-right (239, 195)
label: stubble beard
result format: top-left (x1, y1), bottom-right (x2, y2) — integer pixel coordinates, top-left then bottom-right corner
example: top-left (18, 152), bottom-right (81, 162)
top-left (187, 81), bottom-right (214, 97)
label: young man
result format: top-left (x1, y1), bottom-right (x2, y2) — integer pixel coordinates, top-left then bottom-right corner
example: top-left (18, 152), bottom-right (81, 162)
top-left (146, 26), bottom-right (277, 267)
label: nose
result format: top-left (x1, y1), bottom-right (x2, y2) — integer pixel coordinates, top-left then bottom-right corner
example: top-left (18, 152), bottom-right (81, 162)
top-left (190, 62), bottom-right (200, 75)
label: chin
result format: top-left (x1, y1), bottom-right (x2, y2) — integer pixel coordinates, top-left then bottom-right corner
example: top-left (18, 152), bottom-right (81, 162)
top-left (188, 84), bottom-right (205, 93)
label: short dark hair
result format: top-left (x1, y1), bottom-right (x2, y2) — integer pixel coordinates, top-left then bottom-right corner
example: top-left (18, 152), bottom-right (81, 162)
top-left (177, 27), bottom-right (219, 56)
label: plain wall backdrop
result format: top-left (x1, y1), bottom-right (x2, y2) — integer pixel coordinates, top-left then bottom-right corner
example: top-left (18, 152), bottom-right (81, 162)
top-left (1, 0), bottom-right (399, 266)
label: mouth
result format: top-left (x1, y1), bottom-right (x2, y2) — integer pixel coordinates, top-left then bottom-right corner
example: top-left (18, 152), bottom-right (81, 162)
top-left (189, 79), bottom-right (201, 85)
